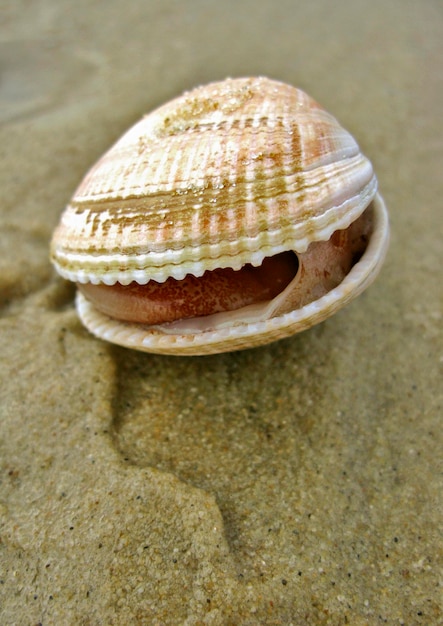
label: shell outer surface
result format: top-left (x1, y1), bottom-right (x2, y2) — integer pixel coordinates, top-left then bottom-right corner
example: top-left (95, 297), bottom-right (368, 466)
top-left (50, 77), bottom-right (389, 355)
top-left (51, 76), bottom-right (377, 286)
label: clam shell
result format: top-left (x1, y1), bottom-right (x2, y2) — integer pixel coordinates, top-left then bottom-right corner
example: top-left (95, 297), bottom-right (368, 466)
top-left (50, 77), bottom-right (389, 355)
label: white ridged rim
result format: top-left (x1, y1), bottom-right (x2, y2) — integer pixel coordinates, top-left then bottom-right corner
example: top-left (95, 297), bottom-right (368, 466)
top-left (75, 193), bottom-right (389, 355)
top-left (54, 174), bottom-right (377, 286)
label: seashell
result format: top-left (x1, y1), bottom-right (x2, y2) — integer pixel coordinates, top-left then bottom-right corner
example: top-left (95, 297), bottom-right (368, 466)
top-left (50, 77), bottom-right (389, 355)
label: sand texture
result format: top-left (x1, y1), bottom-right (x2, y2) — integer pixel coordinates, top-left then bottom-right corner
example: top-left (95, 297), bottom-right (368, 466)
top-left (1, 1), bottom-right (442, 624)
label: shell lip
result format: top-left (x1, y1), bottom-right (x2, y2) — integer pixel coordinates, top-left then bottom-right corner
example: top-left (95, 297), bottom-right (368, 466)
top-left (75, 193), bottom-right (389, 355)
top-left (52, 175), bottom-right (378, 286)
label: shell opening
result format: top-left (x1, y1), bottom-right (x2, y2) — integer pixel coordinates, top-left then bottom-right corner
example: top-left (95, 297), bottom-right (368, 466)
top-left (77, 205), bottom-right (374, 335)
top-left (77, 251), bottom-right (299, 326)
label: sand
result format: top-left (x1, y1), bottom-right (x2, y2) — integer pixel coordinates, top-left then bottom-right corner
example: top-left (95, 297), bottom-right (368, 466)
top-left (1, 1), bottom-right (442, 624)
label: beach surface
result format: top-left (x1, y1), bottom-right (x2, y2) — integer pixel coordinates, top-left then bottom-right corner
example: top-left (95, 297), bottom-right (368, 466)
top-left (1, 1), bottom-right (442, 623)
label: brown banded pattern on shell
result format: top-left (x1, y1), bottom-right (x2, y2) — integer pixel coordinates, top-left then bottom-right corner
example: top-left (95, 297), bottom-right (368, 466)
top-left (51, 77), bottom-right (377, 286)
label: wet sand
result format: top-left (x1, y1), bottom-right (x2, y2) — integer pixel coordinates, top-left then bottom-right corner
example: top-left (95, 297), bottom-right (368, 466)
top-left (1, 1), bottom-right (442, 623)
